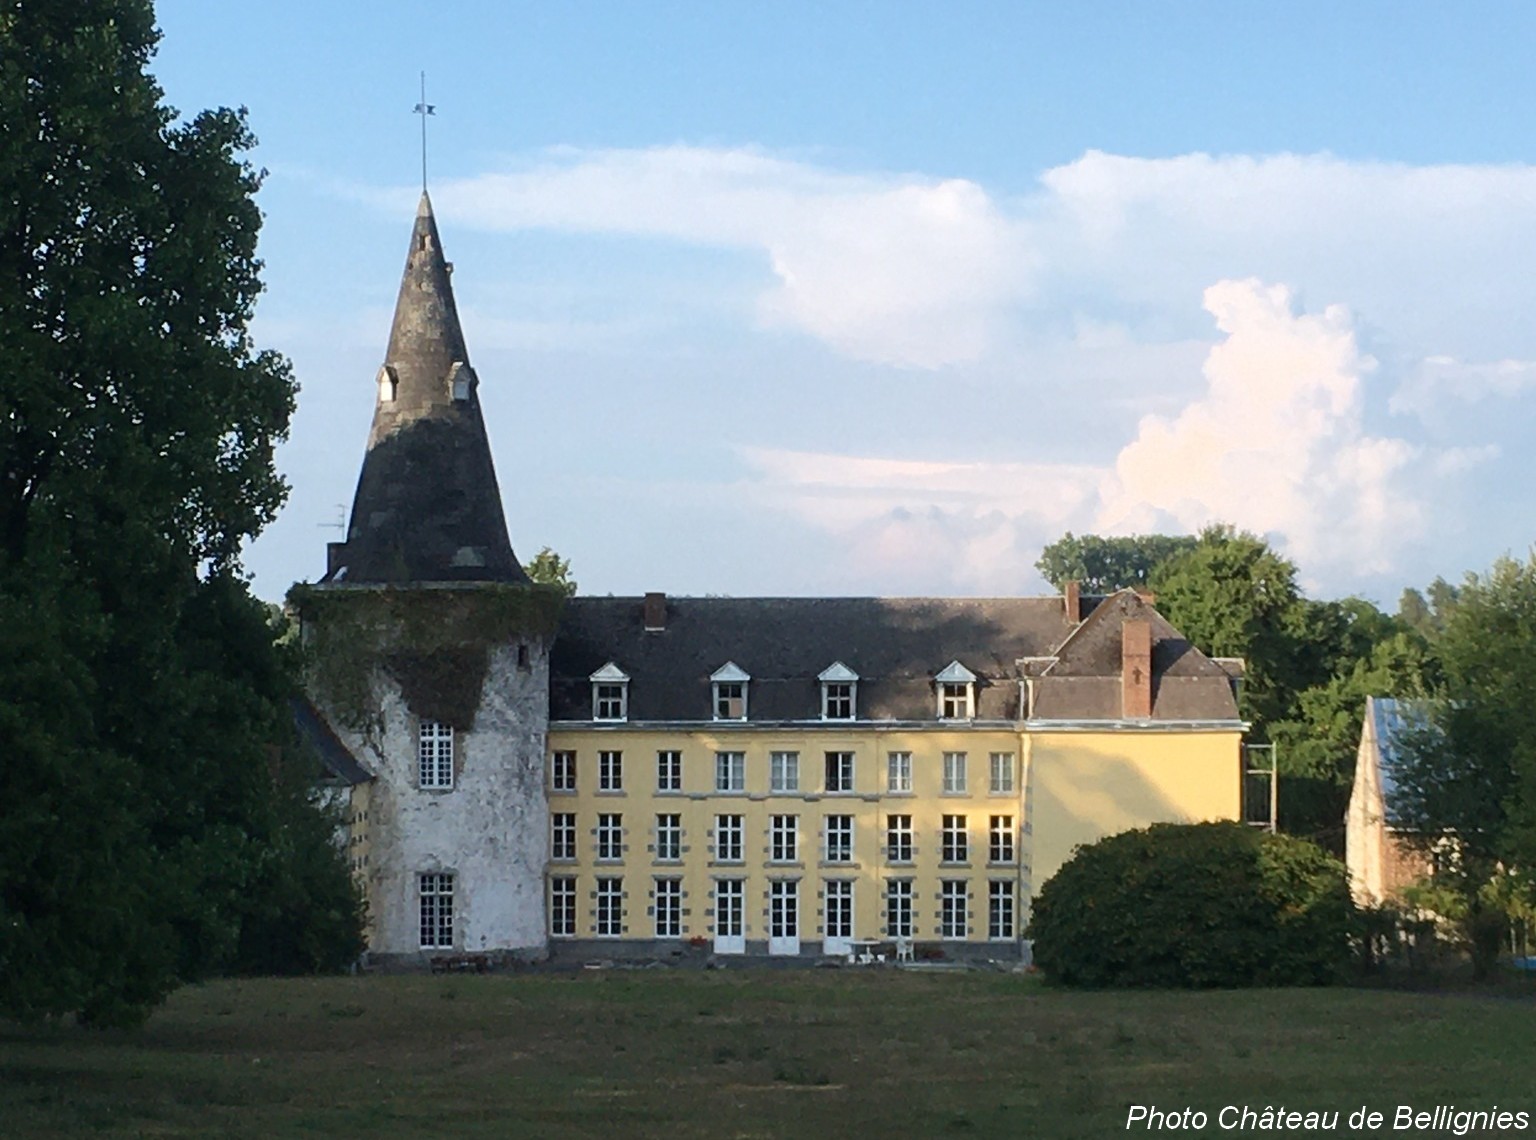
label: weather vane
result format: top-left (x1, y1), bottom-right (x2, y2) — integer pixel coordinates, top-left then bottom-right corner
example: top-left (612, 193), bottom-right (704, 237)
top-left (414, 71), bottom-right (435, 191)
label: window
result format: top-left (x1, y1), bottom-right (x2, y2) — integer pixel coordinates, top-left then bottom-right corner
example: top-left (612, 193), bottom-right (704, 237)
top-left (824, 751), bottom-right (855, 793)
top-left (551, 812), bottom-right (577, 861)
top-left (550, 876), bottom-right (576, 937)
top-left (418, 872), bottom-right (454, 949)
top-left (655, 813), bottom-right (682, 862)
top-left (942, 814), bottom-right (968, 863)
top-left (715, 814), bottom-right (744, 863)
top-left (941, 880), bottom-right (968, 939)
top-left (550, 750), bottom-right (576, 793)
top-left (711, 662), bottom-right (750, 720)
top-left (886, 879), bottom-right (914, 938)
top-left (989, 815), bottom-right (1015, 864)
top-left (887, 814), bottom-right (913, 863)
top-left (597, 813), bottom-right (623, 861)
top-left (418, 720), bottom-right (453, 789)
top-left (599, 750), bottom-right (623, 792)
top-left (935, 661), bottom-right (977, 720)
top-left (590, 662), bottom-right (629, 721)
top-left (943, 752), bottom-right (968, 795)
top-left (770, 751), bottom-right (800, 793)
top-left (770, 815), bottom-right (798, 863)
top-left (715, 751), bottom-right (745, 793)
top-left (887, 751), bottom-right (912, 793)
top-left (825, 815), bottom-right (853, 863)
top-left (654, 878), bottom-right (682, 938)
top-left (596, 877), bottom-right (623, 937)
top-left (823, 683), bottom-right (854, 720)
top-left (989, 880), bottom-right (1015, 940)
top-left (656, 750), bottom-right (682, 792)
top-left (990, 752), bottom-right (1016, 795)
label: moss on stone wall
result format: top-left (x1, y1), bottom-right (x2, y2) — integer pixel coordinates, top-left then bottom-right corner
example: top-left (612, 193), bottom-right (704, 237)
top-left (288, 583), bottom-right (565, 731)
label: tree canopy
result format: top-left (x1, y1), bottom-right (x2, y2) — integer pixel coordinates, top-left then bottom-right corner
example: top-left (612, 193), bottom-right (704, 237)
top-left (1035, 532), bottom-right (1197, 592)
top-left (524, 546), bottom-right (578, 597)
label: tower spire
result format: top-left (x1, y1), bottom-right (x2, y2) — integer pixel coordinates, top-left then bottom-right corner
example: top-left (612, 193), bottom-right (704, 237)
top-left (414, 72), bottom-right (435, 192)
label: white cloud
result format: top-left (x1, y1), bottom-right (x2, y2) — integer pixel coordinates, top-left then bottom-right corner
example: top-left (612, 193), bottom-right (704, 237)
top-left (1389, 355), bottom-right (1536, 419)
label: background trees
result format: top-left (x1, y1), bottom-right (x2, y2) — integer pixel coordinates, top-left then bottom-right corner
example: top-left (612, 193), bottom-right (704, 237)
top-left (0, 1), bottom-right (357, 1025)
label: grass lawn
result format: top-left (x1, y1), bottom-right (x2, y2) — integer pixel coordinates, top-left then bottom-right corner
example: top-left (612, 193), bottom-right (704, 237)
top-left (3, 969), bottom-right (1533, 1138)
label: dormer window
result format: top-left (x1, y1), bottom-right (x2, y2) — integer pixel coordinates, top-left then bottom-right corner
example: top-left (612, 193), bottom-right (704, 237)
top-left (447, 361), bottom-right (475, 402)
top-left (711, 662), bottom-right (750, 720)
top-left (935, 660), bottom-right (977, 720)
top-left (818, 661), bottom-right (858, 721)
top-left (590, 662), bottom-right (629, 722)
top-left (377, 365), bottom-right (398, 404)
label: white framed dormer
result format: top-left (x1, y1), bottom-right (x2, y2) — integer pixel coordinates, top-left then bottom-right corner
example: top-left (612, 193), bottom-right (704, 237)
top-left (818, 661), bottom-right (859, 721)
top-left (935, 660), bottom-right (977, 721)
top-left (447, 361), bottom-right (476, 402)
top-left (590, 662), bottom-right (630, 722)
top-left (711, 661), bottom-right (750, 721)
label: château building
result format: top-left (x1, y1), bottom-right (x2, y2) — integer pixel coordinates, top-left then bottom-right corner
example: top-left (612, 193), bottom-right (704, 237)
top-left (297, 195), bottom-right (1247, 966)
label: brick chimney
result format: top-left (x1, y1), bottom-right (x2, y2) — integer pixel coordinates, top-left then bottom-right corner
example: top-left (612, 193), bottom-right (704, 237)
top-left (1063, 580), bottom-right (1081, 624)
top-left (1122, 618), bottom-right (1153, 719)
top-left (643, 591), bottom-right (667, 632)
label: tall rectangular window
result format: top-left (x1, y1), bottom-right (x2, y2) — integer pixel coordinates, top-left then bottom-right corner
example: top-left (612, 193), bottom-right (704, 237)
top-left (715, 751), bottom-right (745, 793)
top-left (887, 814), bottom-right (913, 863)
top-left (418, 872), bottom-right (454, 949)
top-left (989, 815), bottom-right (1015, 864)
top-left (597, 813), bottom-right (623, 861)
top-left (551, 812), bottom-right (577, 861)
top-left (596, 877), bottom-right (623, 937)
top-left (598, 750), bottom-right (623, 792)
top-left (989, 880), bottom-right (1015, 940)
top-left (942, 814), bottom-right (969, 863)
top-left (656, 750), bottom-right (682, 792)
top-left (822, 682), bottom-right (854, 720)
top-left (419, 721), bottom-right (453, 789)
top-left (770, 815), bottom-right (798, 863)
top-left (654, 878), bottom-right (682, 938)
top-left (655, 813), bottom-right (682, 862)
top-left (989, 752), bottom-right (1016, 795)
top-left (886, 879), bottom-right (913, 938)
top-left (824, 751), bottom-right (855, 793)
top-left (550, 750), bottom-right (576, 793)
top-left (887, 751), bottom-right (912, 793)
top-left (550, 876), bottom-right (576, 937)
top-left (770, 751), bottom-right (800, 794)
top-left (942, 752), bottom-right (968, 795)
top-left (939, 682), bottom-right (972, 720)
top-left (825, 814), bottom-right (853, 863)
top-left (715, 814), bottom-right (744, 863)
top-left (941, 880), bottom-right (968, 939)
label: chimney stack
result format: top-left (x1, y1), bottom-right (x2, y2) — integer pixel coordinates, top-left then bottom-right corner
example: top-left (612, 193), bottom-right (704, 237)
top-left (1063, 580), bottom-right (1081, 624)
top-left (1122, 619), bottom-right (1153, 719)
top-left (643, 592), bottom-right (667, 632)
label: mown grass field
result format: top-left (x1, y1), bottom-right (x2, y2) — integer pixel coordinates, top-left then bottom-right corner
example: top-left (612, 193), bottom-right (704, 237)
top-left (3, 970), bottom-right (1533, 1139)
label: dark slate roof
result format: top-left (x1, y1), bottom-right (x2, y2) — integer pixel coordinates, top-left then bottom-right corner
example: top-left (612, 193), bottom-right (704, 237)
top-left (549, 593), bottom-right (1241, 723)
top-left (1369, 696), bottom-right (1435, 825)
top-left (324, 193), bottom-right (527, 586)
top-left (291, 698), bottom-right (373, 785)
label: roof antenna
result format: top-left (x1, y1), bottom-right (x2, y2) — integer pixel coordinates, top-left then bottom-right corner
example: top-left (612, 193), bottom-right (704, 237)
top-left (413, 71), bottom-right (435, 191)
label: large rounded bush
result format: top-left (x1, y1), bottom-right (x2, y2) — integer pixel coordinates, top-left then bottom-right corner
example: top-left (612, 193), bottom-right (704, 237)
top-left (1028, 821), bottom-right (1354, 988)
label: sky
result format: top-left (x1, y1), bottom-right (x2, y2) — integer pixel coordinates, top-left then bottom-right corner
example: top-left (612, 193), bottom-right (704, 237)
top-left (149, 1), bottom-right (1536, 606)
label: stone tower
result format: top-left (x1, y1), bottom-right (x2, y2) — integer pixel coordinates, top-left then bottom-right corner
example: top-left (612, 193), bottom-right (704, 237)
top-left (299, 192), bottom-right (559, 965)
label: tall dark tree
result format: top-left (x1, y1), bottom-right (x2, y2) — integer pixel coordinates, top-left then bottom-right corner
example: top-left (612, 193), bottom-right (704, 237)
top-left (0, 2), bottom-right (355, 1025)
top-left (1035, 532), bottom-right (1198, 593)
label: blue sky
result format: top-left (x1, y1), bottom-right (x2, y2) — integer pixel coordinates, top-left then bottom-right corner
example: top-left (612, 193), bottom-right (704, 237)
top-left (151, 2), bottom-right (1536, 605)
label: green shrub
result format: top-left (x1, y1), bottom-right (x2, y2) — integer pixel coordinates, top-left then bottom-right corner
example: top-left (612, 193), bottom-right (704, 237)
top-left (1027, 821), bottom-right (1354, 988)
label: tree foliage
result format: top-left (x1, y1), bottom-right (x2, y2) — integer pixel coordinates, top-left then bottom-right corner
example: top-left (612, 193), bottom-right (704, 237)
top-left (0, 2), bottom-right (358, 1025)
top-left (1035, 532), bottom-right (1197, 592)
top-left (524, 546), bottom-right (577, 597)
top-left (1028, 822), bottom-right (1355, 988)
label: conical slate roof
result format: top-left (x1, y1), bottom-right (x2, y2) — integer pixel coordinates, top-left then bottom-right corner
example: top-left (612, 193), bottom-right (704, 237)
top-left (325, 193), bottom-right (528, 585)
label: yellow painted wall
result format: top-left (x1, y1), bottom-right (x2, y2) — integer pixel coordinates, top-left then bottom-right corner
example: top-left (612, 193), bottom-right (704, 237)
top-left (1027, 729), bottom-right (1243, 894)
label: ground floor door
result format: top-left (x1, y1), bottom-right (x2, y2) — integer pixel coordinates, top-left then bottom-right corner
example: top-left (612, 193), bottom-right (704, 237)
top-left (768, 880), bottom-right (800, 955)
top-left (714, 879), bottom-right (745, 955)
top-left (823, 880), bottom-right (853, 956)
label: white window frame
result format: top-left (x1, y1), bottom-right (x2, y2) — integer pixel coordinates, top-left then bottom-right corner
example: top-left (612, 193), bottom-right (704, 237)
top-left (769, 814), bottom-right (799, 864)
top-left (989, 814), bottom-right (1015, 864)
top-left (596, 813), bottom-right (623, 861)
top-left (654, 877), bottom-right (682, 939)
top-left (590, 662), bottom-right (630, 722)
top-left (935, 660), bottom-right (977, 721)
top-left (941, 880), bottom-right (968, 939)
top-left (550, 750), bottom-right (576, 793)
top-left (550, 876), bottom-right (577, 937)
top-left (418, 872), bottom-right (454, 949)
top-left (887, 751), bottom-right (912, 794)
top-left (989, 880), bottom-right (1015, 940)
top-left (942, 751), bottom-right (968, 795)
top-left (818, 662), bottom-right (859, 721)
top-left (825, 814), bottom-right (853, 863)
top-left (715, 751), bottom-right (745, 793)
top-left (595, 877), bottom-right (623, 937)
top-left (656, 750), bottom-right (683, 793)
top-left (655, 813), bottom-right (682, 862)
top-left (887, 814), bottom-right (913, 863)
top-left (886, 879), bottom-right (914, 938)
top-left (824, 750), bottom-right (855, 794)
top-left (418, 720), bottom-right (454, 790)
top-left (715, 814), bottom-right (744, 863)
top-left (551, 812), bottom-right (577, 861)
top-left (941, 814), bottom-right (969, 864)
top-left (598, 750), bottom-right (623, 793)
top-left (770, 750), bottom-right (800, 794)
top-left (989, 752), bottom-right (1016, 795)
top-left (711, 661), bottom-right (750, 721)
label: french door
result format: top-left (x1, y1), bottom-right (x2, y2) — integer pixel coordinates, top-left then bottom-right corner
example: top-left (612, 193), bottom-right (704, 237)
top-left (823, 880), bottom-right (853, 956)
top-left (714, 879), bottom-right (745, 954)
top-left (768, 880), bottom-right (799, 955)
